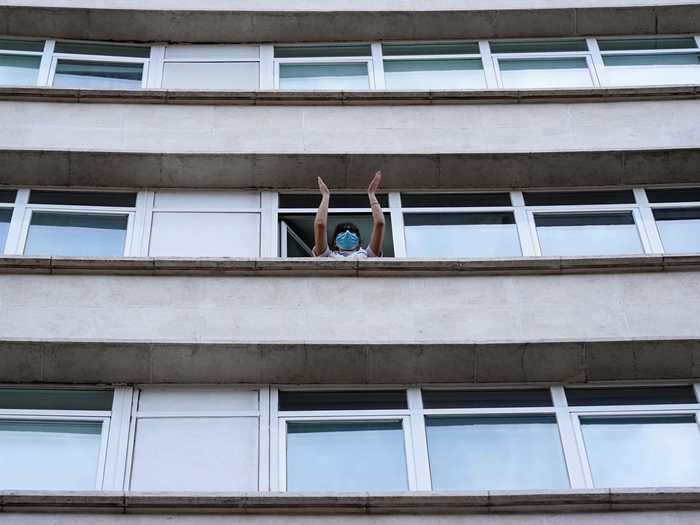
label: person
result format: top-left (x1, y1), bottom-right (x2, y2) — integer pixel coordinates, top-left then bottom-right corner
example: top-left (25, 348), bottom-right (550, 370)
top-left (313, 171), bottom-right (385, 258)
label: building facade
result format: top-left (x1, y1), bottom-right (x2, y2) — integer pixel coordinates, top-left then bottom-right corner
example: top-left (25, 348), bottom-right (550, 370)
top-left (1, 1), bottom-right (700, 523)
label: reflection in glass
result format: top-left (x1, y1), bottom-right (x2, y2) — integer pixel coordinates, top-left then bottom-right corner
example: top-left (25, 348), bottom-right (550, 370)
top-left (427, 416), bottom-right (569, 490)
top-left (0, 209), bottom-right (11, 253)
top-left (25, 212), bottom-right (128, 256)
top-left (279, 63), bottom-right (369, 90)
top-left (491, 39), bottom-right (588, 54)
top-left (535, 213), bottom-right (643, 256)
top-left (383, 42), bottom-right (480, 56)
top-left (581, 416), bottom-right (700, 488)
top-left (499, 58), bottom-right (593, 89)
top-left (53, 60), bottom-right (143, 89)
top-left (286, 421), bottom-right (408, 491)
top-left (654, 208), bottom-right (700, 253)
top-left (0, 54), bottom-right (40, 86)
top-left (0, 420), bottom-right (102, 490)
top-left (404, 213), bottom-right (521, 258)
top-left (598, 37), bottom-right (698, 51)
top-left (603, 53), bottom-right (700, 66)
top-left (384, 59), bottom-right (485, 90)
top-left (275, 45), bottom-right (371, 58)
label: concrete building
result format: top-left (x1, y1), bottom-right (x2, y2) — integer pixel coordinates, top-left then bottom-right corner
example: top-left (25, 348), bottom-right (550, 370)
top-left (1, 0), bottom-right (700, 523)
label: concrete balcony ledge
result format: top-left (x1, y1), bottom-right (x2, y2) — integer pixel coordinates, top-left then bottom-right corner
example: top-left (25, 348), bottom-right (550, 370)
top-left (1, 1), bottom-right (700, 43)
top-left (2, 86), bottom-right (700, 106)
top-left (2, 488), bottom-right (700, 514)
top-left (1, 254), bottom-right (699, 277)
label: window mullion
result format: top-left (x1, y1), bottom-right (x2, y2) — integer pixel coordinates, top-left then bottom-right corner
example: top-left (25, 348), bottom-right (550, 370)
top-left (388, 192), bottom-right (407, 257)
top-left (512, 191), bottom-right (538, 256)
top-left (478, 40), bottom-right (499, 89)
top-left (634, 187), bottom-right (664, 254)
top-left (37, 39), bottom-right (55, 86)
top-left (259, 45), bottom-right (274, 90)
top-left (258, 386), bottom-right (271, 491)
top-left (101, 386), bottom-right (134, 490)
top-left (371, 42), bottom-right (385, 90)
top-left (146, 45), bottom-right (165, 88)
top-left (586, 37), bottom-right (606, 88)
top-left (260, 191), bottom-right (278, 257)
top-left (3, 189), bottom-right (29, 255)
top-left (406, 387), bottom-right (431, 490)
top-left (551, 386), bottom-right (589, 489)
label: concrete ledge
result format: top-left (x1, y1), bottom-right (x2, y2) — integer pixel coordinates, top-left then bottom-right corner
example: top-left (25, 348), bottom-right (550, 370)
top-left (1, 3), bottom-right (700, 43)
top-left (2, 489), bottom-right (700, 514)
top-left (2, 86), bottom-right (700, 106)
top-left (2, 148), bottom-right (700, 190)
top-left (1, 254), bottom-right (699, 277)
top-left (0, 338), bottom-right (698, 384)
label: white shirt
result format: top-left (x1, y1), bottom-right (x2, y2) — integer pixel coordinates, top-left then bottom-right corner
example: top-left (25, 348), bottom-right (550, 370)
top-left (316, 247), bottom-right (379, 258)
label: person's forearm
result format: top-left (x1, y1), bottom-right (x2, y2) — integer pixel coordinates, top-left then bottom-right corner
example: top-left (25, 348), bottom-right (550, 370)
top-left (369, 195), bottom-right (385, 226)
top-left (313, 194), bottom-right (330, 255)
top-left (368, 196), bottom-right (385, 255)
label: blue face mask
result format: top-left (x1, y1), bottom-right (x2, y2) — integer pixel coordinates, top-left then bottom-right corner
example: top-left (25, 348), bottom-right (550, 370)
top-left (335, 230), bottom-right (360, 251)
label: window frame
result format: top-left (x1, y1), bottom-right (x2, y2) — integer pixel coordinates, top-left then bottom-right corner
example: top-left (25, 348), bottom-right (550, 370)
top-left (48, 52), bottom-right (150, 90)
top-left (0, 38), bottom-right (45, 87)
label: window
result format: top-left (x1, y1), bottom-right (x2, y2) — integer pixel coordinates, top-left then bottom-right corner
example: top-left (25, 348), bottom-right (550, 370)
top-left (653, 208), bottom-right (700, 253)
top-left (162, 45), bottom-right (260, 90)
top-left (50, 42), bottom-right (149, 89)
top-left (278, 390), bottom-right (410, 491)
top-left (598, 37), bottom-right (700, 86)
top-left (0, 388), bottom-right (113, 490)
top-left (490, 39), bottom-right (595, 89)
top-left (0, 208), bottom-right (11, 253)
top-left (0, 39), bottom-right (43, 86)
top-left (21, 190), bottom-right (136, 256)
top-left (382, 42), bottom-right (485, 90)
top-left (275, 45), bottom-right (373, 90)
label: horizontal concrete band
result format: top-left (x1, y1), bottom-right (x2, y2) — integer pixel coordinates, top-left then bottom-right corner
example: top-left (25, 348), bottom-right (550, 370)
top-left (2, 489), bottom-right (700, 515)
top-left (1, 339), bottom-right (699, 385)
top-left (1, 254), bottom-right (700, 277)
top-left (4, 86), bottom-right (700, 106)
top-left (2, 148), bottom-right (699, 190)
top-left (1, 4), bottom-right (700, 42)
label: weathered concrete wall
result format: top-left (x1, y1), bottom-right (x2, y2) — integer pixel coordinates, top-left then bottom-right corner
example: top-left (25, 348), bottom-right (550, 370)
top-left (2, 99), bottom-right (700, 155)
top-left (2, 271), bottom-right (699, 343)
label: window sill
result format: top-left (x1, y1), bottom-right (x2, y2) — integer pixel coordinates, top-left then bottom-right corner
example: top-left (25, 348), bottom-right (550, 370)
top-left (2, 488), bottom-right (700, 514)
top-left (0, 254), bottom-right (699, 277)
top-left (0, 85), bottom-right (699, 106)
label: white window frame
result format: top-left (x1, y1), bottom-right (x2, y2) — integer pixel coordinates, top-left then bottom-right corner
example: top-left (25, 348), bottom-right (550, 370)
top-left (638, 185), bottom-right (700, 255)
top-left (0, 37), bottom-right (45, 87)
top-left (48, 52), bottom-right (149, 90)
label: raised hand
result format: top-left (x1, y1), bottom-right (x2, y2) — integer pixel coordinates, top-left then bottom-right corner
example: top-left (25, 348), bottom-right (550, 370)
top-left (367, 171), bottom-right (382, 196)
top-left (318, 176), bottom-right (330, 197)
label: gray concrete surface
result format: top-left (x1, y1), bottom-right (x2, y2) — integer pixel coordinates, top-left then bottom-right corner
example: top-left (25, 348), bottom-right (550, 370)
top-left (1, 1), bottom-right (700, 42)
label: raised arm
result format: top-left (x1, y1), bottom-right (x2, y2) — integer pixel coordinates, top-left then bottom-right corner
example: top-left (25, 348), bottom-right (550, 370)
top-left (367, 171), bottom-right (385, 257)
top-left (313, 177), bottom-right (330, 256)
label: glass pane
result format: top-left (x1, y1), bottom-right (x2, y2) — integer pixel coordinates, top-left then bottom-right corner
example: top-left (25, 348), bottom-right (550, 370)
top-left (524, 190), bottom-right (635, 206)
top-left (29, 190), bottom-right (136, 207)
top-left (287, 421), bottom-right (408, 491)
top-left (0, 420), bottom-right (102, 490)
top-left (427, 416), bottom-right (569, 490)
top-left (0, 190), bottom-right (17, 203)
top-left (384, 59), bottom-right (485, 90)
top-left (647, 187), bottom-right (700, 203)
top-left (0, 388), bottom-right (114, 411)
top-left (25, 212), bottom-right (128, 256)
top-left (598, 37), bottom-right (698, 51)
top-left (499, 58), bottom-right (593, 88)
top-left (279, 63), bottom-right (369, 90)
top-left (0, 54), bottom-right (40, 86)
top-left (491, 39), bottom-right (588, 54)
top-left (581, 415), bottom-right (700, 488)
top-left (404, 213), bottom-right (521, 258)
top-left (279, 193), bottom-right (388, 208)
top-left (279, 391), bottom-right (407, 411)
top-left (603, 53), bottom-right (700, 66)
top-left (383, 42), bottom-right (480, 56)
top-left (566, 386), bottom-right (696, 407)
top-left (54, 41), bottom-right (150, 58)
top-left (0, 209), bottom-right (11, 253)
top-left (423, 389), bottom-right (552, 409)
top-left (654, 208), bottom-right (700, 253)
top-left (275, 45), bottom-right (371, 58)
top-left (535, 213), bottom-right (643, 256)
top-left (53, 60), bottom-right (143, 89)
top-left (0, 39), bottom-right (45, 53)
top-left (401, 192), bottom-right (511, 207)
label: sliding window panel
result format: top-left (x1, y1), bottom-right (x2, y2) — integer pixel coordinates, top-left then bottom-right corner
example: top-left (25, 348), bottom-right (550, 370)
top-left (0, 209), bottom-right (11, 253)
top-left (0, 54), bottom-right (41, 86)
top-left (404, 213), bottom-right (521, 258)
top-left (286, 420), bottom-right (408, 491)
top-left (534, 212), bottom-right (643, 256)
top-left (581, 415), bottom-right (700, 488)
top-left (498, 58), bottom-right (594, 89)
top-left (163, 62), bottom-right (259, 90)
top-left (148, 212), bottom-right (260, 257)
top-left (279, 63), bottom-right (369, 90)
top-left (602, 53), bottom-right (700, 86)
top-left (426, 416), bottom-right (569, 491)
top-left (0, 420), bottom-right (103, 490)
top-left (24, 212), bottom-right (128, 256)
top-left (653, 208), bottom-right (700, 253)
top-left (52, 60), bottom-right (144, 89)
top-left (383, 59), bottom-right (485, 90)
